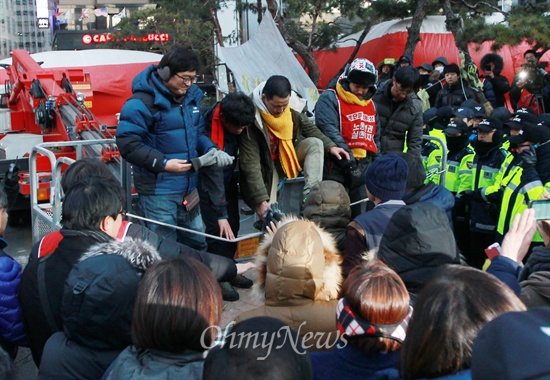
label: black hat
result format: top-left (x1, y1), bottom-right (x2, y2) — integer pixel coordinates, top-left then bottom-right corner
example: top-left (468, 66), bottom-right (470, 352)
top-left (454, 107), bottom-right (474, 119)
top-left (443, 63), bottom-right (460, 75)
top-left (539, 113), bottom-right (550, 126)
top-left (476, 118), bottom-right (503, 132)
top-left (204, 317), bottom-right (312, 379)
top-left (365, 154), bottom-right (409, 201)
top-left (461, 99), bottom-right (479, 110)
top-left (517, 106), bottom-right (537, 116)
top-left (515, 110), bottom-right (540, 125)
top-left (398, 55), bottom-right (413, 65)
top-left (436, 106), bottom-right (455, 119)
top-left (444, 120), bottom-right (469, 135)
top-left (417, 62), bottom-right (433, 72)
top-left (509, 124), bottom-right (550, 145)
top-left (504, 117), bottom-right (525, 130)
top-left (473, 105), bottom-right (486, 118)
top-left (423, 107), bottom-right (438, 126)
top-left (432, 56), bottom-right (449, 67)
top-left (490, 107), bottom-right (512, 123)
top-left (472, 308), bottom-right (550, 380)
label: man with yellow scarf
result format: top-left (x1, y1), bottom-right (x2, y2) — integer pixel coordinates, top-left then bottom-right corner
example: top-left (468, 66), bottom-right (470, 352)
top-left (239, 75), bottom-right (350, 219)
top-left (315, 58), bottom-right (380, 217)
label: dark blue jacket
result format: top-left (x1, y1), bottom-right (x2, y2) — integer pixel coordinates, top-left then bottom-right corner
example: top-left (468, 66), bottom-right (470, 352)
top-left (311, 345), bottom-right (400, 380)
top-left (486, 255), bottom-right (521, 295)
top-left (344, 201), bottom-right (405, 276)
top-left (116, 65), bottom-right (215, 195)
top-left (0, 239), bottom-right (27, 348)
top-left (403, 181), bottom-right (455, 224)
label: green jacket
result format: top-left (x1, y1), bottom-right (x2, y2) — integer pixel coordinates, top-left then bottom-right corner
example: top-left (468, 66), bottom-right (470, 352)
top-left (239, 108), bottom-right (336, 210)
top-left (426, 145), bottom-right (474, 193)
top-left (458, 148), bottom-right (511, 193)
top-left (497, 165), bottom-right (549, 242)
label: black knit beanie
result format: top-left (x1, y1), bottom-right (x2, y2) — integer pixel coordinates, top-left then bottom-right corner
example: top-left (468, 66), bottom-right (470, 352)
top-left (365, 154), bottom-right (409, 201)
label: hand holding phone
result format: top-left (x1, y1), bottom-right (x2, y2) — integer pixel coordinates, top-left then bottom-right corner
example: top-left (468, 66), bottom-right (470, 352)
top-left (501, 209), bottom-right (537, 263)
top-left (484, 242), bottom-right (501, 260)
top-left (529, 200), bottom-right (550, 220)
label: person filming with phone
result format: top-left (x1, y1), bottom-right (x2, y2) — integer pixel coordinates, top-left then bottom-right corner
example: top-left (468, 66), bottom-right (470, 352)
top-left (497, 123), bottom-right (550, 249)
top-left (486, 206), bottom-right (550, 309)
top-left (509, 49), bottom-right (550, 114)
top-left (480, 53), bottom-right (511, 108)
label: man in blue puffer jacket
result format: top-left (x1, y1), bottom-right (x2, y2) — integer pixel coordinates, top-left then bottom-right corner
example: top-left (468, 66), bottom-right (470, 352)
top-left (117, 45), bottom-right (233, 250)
top-left (0, 188), bottom-right (27, 359)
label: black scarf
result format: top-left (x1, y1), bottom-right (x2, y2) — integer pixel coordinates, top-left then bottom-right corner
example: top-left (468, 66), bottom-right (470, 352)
top-left (447, 134), bottom-right (470, 154)
top-left (472, 139), bottom-right (500, 157)
top-left (61, 228), bottom-right (113, 243)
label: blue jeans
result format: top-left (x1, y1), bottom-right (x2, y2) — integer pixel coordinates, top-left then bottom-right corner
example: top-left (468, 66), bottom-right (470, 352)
top-left (139, 193), bottom-right (207, 251)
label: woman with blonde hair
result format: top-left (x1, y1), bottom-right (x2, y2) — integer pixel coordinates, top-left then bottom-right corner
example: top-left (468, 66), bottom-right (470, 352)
top-left (311, 259), bottom-right (412, 380)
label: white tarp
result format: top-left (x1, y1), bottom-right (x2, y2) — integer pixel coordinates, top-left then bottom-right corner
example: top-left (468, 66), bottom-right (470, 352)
top-left (218, 12), bottom-right (319, 110)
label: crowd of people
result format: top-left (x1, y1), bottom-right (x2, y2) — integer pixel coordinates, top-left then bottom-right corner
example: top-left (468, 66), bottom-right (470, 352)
top-left (0, 44), bottom-right (549, 379)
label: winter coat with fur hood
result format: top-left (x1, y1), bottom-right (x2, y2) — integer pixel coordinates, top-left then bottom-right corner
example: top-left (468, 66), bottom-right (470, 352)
top-left (235, 217), bottom-right (343, 351)
top-left (38, 238), bottom-right (161, 380)
top-left (480, 53), bottom-right (510, 108)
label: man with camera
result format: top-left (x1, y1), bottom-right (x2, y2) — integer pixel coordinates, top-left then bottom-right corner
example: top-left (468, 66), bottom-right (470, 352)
top-left (480, 53), bottom-right (511, 108)
top-left (510, 49), bottom-right (550, 114)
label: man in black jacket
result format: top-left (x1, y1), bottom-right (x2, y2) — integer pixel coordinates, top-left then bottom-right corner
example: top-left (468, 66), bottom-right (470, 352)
top-left (200, 92), bottom-right (256, 301)
top-left (435, 63), bottom-right (476, 108)
top-left (19, 177), bottom-right (126, 364)
top-left (480, 53), bottom-right (511, 108)
top-left (372, 66), bottom-right (423, 155)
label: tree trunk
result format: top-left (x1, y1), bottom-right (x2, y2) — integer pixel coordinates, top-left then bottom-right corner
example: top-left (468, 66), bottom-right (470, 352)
top-left (325, 22), bottom-right (372, 89)
top-left (257, 0), bottom-right (262, 24)
top-left (265, 0), bottom-right (321, 85)
top-left (403, 0), bottom-right (429, 60)
top-left (442, 0), bottom-right (470, 64)
top-left (209, 7), bottom-right (225, 47)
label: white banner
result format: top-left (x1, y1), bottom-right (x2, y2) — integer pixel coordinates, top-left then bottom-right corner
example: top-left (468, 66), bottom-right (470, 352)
top-left (218, 12), bottom-right (319, 111)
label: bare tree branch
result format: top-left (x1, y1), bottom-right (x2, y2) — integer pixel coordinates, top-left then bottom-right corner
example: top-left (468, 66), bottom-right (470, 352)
top-left (265, 0), bottom-right (321, 85)
top-left (210, 7), bottom-right (225, 47)
top-left (325, 21), bottom-right (372, 89)
top-left (457, 0), bottom-right (508, 16)
top-left (403, 0), bottom-right (429, 59)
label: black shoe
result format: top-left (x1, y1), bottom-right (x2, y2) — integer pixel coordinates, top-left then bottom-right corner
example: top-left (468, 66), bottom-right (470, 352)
top-left (230, 274), bottom-right (253, 289)
top-left (220, 282), bottom-right (239, 302)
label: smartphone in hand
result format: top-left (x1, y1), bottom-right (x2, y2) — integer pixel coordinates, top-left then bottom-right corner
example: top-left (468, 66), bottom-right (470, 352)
top-left (529, 200), bottom-right (550, 220)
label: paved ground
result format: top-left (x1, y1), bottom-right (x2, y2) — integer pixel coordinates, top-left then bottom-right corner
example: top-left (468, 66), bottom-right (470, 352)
top-left (8, 217), bottom-right (264, 379)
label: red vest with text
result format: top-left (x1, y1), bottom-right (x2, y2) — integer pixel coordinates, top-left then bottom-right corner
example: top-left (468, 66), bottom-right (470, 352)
top-left (334, 92), bottom-right (377, 154)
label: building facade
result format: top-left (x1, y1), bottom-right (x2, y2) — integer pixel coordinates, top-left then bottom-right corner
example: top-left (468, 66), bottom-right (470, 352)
top-left (0, 0), bottom-right (53, 59)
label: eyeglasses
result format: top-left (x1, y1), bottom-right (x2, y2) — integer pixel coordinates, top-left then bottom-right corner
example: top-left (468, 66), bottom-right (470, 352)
top-left (174, 73), bottom-right (197, 84)
top-left (394, 83), bottom-right (414, 96)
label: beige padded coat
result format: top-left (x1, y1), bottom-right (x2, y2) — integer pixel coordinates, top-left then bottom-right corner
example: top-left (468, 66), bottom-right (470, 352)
top-left (236, 217), bottom-right (343, 351)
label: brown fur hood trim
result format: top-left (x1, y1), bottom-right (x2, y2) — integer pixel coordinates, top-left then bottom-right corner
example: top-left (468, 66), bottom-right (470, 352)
top-left (254, 215), bottom-right (343, 301)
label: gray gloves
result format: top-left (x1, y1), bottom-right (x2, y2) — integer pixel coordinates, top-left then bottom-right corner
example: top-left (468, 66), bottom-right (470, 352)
top-left (190, 149), bottom-right (217, 170)
top-left (214, 150), bottom-right (234, 167)
top-left (190, 149), bottom-right (234, 171)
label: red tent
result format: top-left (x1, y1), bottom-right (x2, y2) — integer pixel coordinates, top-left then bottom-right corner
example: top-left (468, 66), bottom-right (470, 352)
top-left (312, 15), bottom-right (544, 89)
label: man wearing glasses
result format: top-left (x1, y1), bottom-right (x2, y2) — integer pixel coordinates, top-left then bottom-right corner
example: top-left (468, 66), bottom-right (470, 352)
top-left (372, 66), bottom-right (423, 156)
top-left (117, 45), bottom-right (233, 250)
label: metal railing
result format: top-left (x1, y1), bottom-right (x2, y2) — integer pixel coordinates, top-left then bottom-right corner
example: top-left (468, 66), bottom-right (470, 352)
top-left (30, 139), bottom-right (118, 243)
top-left (31, 142), bottom-right (263, 246)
